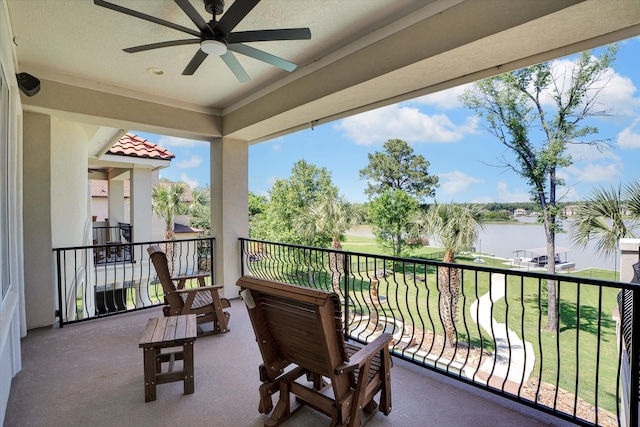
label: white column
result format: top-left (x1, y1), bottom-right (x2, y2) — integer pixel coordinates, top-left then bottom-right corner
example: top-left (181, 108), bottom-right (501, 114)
top-left (130, 168), bottom-right (152, 243)
top-left (22, 112), bottom-right (55, 328)
top-left (210, 137), bottom-right (248, 299)
top-left (620, 238), bottom-right (640, 283)
top-left (107, 179), bottom-right (125, 229)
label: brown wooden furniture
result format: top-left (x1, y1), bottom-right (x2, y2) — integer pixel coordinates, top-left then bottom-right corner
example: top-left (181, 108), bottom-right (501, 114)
top-left (147, 245), bottom-right (230, 336)
top-left (139, 315), bottom-right (197, 402)
top-left (237, 275), bottom-right (393, 427)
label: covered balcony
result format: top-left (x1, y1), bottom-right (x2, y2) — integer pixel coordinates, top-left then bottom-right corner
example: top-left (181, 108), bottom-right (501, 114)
top-left (3, 1), bottom-right (640, 426)
top-left (39, 237), bottom-right (640, 426)
top-left (5, 300), bottom-right (570, 427)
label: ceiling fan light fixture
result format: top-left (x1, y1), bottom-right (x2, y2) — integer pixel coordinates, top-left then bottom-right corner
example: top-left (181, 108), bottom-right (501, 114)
top-left (201, 38), bottom-right (227, 56)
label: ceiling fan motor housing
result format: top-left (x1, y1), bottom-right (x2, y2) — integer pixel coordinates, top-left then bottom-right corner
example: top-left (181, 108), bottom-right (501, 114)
top-left (204, 0), bottom-right (224, 16)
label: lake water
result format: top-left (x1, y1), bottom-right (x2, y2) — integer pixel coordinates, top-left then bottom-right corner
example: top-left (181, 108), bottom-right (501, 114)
top-left (476, 218), bottom-right (616, 271)
top-left (347, 218), bottom-right (618, 271)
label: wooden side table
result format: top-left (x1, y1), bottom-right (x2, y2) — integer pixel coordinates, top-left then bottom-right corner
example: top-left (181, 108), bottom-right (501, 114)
top-left (139, 314), bottom-right (197, 402)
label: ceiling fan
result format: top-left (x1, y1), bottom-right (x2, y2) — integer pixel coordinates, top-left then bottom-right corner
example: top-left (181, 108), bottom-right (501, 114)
top-left (94, 0), bottom-right (311, 82)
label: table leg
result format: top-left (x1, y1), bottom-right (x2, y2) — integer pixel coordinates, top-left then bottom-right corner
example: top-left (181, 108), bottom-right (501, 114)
top-left (143, 347), bottom-right (157, 402)
top-left (183, 341), bottom-right (195, 395)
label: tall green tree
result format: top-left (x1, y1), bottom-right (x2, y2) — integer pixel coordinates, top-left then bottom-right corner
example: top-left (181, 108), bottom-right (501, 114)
top-left (411, 203), bottom-right (485, 346)
top-left (248, 191), bottom-right (269, 239)
top-left (369, 189), bottom-right (418, 256)
top-left (188, 186), bottom-right (210, 234)
top-left (359, 138), bottom-right (439, 201)
top-left (261, 159), bottom-right (339, 246)
top-left (570, 180), bottom-right (640, 258)
top-left (460, 45), bottom-right (617, 331)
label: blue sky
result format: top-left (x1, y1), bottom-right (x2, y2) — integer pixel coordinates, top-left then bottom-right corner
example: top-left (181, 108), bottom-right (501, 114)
top-left (136, 36), bottom-right (640, 205)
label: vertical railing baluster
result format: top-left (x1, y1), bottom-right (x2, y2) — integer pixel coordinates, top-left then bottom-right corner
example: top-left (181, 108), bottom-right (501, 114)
top-left (630, 286), bottom-right (640, 427)
top-left (343, 251), bottom-right (350, 339)
top-left (56, 249), bottom-right (64, 327)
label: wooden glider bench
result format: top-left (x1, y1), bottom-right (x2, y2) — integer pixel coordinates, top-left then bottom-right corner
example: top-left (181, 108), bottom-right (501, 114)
top-left (237, 275), bottom-right (393, 427)
top-left (147, 245), bottom-right (230, 337)
top-left (139, 314), bottom-right (197, 402)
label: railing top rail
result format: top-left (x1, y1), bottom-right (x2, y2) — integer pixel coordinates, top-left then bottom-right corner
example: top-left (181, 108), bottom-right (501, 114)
top-left (53, 236), bottom-right (215, 252)
top-left (240, 237), bottom-right (633, 290)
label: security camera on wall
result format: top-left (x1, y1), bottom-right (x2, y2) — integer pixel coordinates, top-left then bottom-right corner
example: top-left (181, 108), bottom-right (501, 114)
top-left (16, 72), bottom-right (40, 97)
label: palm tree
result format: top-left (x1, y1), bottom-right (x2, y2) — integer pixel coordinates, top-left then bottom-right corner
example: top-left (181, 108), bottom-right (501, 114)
top-left (152, 182), bottom-right (188, 240)
top-left (152, 182), bottom-right (188, 272)
top-left (570, 180), bottom-right (640, 260)
top-left (298, 196), bottom-right (362, 293)
top-left (412, 203), bottom-right (485, 347)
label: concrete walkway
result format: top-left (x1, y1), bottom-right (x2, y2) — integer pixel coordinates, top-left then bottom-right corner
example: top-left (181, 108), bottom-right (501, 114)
top-left (468, 273), bottom-right (536, 393)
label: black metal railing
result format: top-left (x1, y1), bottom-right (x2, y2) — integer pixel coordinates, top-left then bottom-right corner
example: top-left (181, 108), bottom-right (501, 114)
top-left (240, 238), bottom-right (637, 427)
top-left (91, 224), bottom-right (134, 264)
top-left (54, 237), bottom-right (214, 326)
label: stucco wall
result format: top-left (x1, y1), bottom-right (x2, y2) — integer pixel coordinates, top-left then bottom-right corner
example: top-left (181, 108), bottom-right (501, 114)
top-left (23, 112), bottom-right (54, 329)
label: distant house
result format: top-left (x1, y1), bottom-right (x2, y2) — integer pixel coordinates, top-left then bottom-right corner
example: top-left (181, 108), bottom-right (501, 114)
top-left (563, 205), bottom-right (580, 216)
top-left (174, 215), bottom-right (203, 239)
top-left (91, 180), bottom-right (130, 223)
top-left (89, 133), bottom-right (175, 241)
top-left (513, 208), bottom-right (527, 217)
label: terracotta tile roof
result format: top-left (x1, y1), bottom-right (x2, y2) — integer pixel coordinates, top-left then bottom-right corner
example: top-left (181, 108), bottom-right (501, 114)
top-left (107, 133), bottom-right (175, 160)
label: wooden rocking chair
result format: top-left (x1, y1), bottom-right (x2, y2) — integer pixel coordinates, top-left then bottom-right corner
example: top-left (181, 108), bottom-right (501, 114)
top-left (148, 245), bottom-right (230, 336)
top-left (237, 275), bottom-right (392, 427)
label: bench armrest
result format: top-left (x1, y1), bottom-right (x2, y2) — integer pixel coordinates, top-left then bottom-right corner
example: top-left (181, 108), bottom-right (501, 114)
top-left (335, 333), bottom-right (392, 375)
top-left (172, 271), bottom-right (211, 280)
top-left (171, 285), bottom-right (223, 294)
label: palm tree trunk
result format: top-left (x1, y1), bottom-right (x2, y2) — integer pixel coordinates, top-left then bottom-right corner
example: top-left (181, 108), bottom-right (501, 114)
top-left (439, 250), bottom-right (459, 347)
top-left (164, 228), bottom-right (176, 275)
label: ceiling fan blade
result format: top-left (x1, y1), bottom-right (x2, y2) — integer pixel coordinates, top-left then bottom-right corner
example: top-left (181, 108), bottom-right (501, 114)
top-left (227, 28), bottom-right (311, 44)
top-left (182, 49), bottom-right (209, 75)
top-left (123, 39), bottom-right (199, 53)
top-left (229, 44), bottom-right (297, 72)
top-left (220, 52), bottom-right (250, 83)
top-left (215, 0), bottom-right (261, 37)
top-left (94, 0), bottom-right (200, 37)
top-left (174, 0), bottom-right (213, 35)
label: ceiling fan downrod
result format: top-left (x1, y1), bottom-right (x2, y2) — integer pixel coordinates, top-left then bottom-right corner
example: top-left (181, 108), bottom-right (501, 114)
top-left (204, 0), bottom-right (224, 16)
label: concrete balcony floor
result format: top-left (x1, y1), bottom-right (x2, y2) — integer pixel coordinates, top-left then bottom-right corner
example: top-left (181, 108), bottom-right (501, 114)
top-left (5, 299), bottom-right (576, 427)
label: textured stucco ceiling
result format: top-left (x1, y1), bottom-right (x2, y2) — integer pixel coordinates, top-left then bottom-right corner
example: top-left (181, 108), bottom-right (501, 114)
top-left (7, 0), bottom-right (640, 143)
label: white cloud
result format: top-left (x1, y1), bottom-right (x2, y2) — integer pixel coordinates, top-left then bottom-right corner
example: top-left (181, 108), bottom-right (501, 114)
top-left (567, 163), bottom-right (623, 183)
top-left (157, 136), bottom-right (208, 148)
top-left (617, 118), bottom-right (640, 149)
top-left (271, 144), bottom-right (282, 151)
top-left (334, 104), bottom-right (478, 145)
top-left (557, 185), bottom-right (580, 202)
top-left (566, 143), bottom-right (620, 162)
top-left (180, 173), bottom-right (198, 189)
top-left (494, 182), bottom-right (531, 203)
top-left (410, 84), bottom-right (472, 110)
top-left (470, 195), bottom-right (495, 204)
top-left (438, 171), bottom-right (483, 195)
top-left (541, 56), bottom-right (640, 118)
top-left (176, 155), bottom-right (202, 169)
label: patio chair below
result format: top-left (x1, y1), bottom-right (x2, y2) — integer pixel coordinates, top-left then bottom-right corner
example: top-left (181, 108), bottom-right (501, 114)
top-left (148, 245), bottom-right (230, 336)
